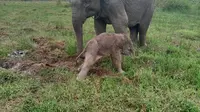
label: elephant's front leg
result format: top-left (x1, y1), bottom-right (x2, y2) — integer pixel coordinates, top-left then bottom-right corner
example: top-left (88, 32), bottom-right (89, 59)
top-left (72, 21), bottom-right (83, 54)
top-left (111, 15), bottom-right (128, 34)
top-left (111, 50), bottom-right (124, 73)
top-left (94, 19), bottom-right (106, 35)
top-left (112, 23), bottom-right (128, 34)
top-left (108, 6), bottom-right (128, 34)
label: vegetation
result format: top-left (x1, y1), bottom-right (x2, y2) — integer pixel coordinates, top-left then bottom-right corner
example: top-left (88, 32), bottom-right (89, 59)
top-left (0, 1), bottom-right (200, 112)
top-left (162, 0), bottom-right (191, 13)
top-left (156, 0), bottom-right (199, 14)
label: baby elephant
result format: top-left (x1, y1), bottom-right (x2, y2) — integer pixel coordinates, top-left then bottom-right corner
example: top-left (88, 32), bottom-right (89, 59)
top-left (76, 33), bottom-right (133, 80)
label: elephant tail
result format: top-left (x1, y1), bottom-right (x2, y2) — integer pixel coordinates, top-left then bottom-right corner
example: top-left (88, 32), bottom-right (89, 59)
top-left (75, 48), bottom-right (86, 65)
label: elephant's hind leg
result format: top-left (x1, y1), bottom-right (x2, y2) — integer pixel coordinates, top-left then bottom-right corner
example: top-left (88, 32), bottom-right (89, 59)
top-left (129, 25), bottom-right (139, 46)
top-left (94, 19), bottom-right (107, 35)
top-left (77, 53), bottom-right (96, 80)
top-left (138, 26), bottom-right (148, 46)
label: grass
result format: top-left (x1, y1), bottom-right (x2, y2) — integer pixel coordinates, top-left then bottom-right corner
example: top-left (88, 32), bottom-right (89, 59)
top-left (161, 0), bottom-right (191, 13)
top-left (0, 1), bottom-right (200, 112)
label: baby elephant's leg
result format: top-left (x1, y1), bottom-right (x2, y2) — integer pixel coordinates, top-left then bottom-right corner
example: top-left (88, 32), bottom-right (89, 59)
top-left (77, 55), bottom-right (101, 71)
top-left (77, 64), bottom-right (83, 71)
top-left (111, 50), bottom-right (124, 73)
top-left (77, 54), bottom-right (96, 80)
top-left (95, 55), bottom-right (102, 62)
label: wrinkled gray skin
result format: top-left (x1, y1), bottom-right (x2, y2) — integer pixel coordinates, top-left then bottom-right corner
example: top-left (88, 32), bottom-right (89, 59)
top-left (71, 0), bottom-right (154, 53)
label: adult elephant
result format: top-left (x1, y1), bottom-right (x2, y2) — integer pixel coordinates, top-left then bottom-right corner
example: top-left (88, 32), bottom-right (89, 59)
top-left (71, 0), bottom-right (154, 53)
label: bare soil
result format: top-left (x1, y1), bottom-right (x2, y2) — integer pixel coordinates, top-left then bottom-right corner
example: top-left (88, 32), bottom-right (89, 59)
top-left (0, 37), bottom-right (116, 77)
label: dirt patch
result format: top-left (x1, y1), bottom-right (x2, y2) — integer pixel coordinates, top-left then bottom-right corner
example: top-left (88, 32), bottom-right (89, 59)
top-left (89, 67), bottom-right (118, 77)
top-left (171, 40), bottom-right (180, 47)
top-left (0, 97), bottom-right (23, 112)
top-left (0, 31), bottom-right (9, 38)
top-left (0, 37), bottom-right (116, 79)
top-left (22, 28), bottom-right (36, 33)
top-left (122, 76), bottom-right (132, 84)
top-left (0, 59), bottom-right (17, 69)
top-left (27, 37), bottom-right (67, 64)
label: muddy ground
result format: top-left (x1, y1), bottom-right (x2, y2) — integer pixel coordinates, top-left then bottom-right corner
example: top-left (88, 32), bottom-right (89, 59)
top-left (0, 37), bottom-right (119, 77)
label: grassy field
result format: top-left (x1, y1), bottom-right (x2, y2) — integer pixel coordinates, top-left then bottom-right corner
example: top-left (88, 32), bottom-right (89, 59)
top-left (0, 1), bottom-right (200, 112)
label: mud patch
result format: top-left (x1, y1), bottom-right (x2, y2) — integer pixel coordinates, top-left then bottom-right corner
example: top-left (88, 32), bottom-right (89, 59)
top-left (0, 37), bottom-right (71, 75)
top-left (0, 37), bottom-right (116, 79)
top-left (28, 37), bottom-right (67, 63)
top-left (90, 67), bottom-right (118, 77)
top-left (0, 59), bottom-right (17, 69)
top-left (0, 97), bottom-right (23, 112)
top-left (0, 31), bottom-right (9, 38)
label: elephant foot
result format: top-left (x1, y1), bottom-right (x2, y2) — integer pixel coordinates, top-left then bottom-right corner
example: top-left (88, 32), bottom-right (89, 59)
top-left (119, 69), bottom-right (125, 74)
top-left (76, 48), bottom-right (83, 56)
top-left (139, 42), bottom-right (147, 47)
top-left (144, 43), bottom-right (148, 47)
top-left (76, 76), bottom-right (86, 81)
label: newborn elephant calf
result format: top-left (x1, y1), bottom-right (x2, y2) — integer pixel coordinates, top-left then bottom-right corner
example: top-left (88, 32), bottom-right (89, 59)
top-left (76, 33), bottom-right (133, 80)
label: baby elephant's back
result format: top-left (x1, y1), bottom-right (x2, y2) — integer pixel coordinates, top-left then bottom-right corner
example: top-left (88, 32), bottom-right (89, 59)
top-left (95, 33), bottom-right (124, 49)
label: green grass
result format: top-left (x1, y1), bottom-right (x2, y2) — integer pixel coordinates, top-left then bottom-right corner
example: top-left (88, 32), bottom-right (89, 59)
top-left (162, 0), bottom-right (191, 13)
top-left (0, 1), bottom-right (200, 112)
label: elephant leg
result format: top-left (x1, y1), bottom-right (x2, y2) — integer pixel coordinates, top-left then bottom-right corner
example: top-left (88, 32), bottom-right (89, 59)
top-left (111, 50), bottom-right (124, 73)
top-left (139, 8), bottom-right (153, 46)
top-left (138, 26), bottom-right (148, 46)
top-left (111, 15), bottom-right (128, 34)
top-left (108, 3), bottom-right (128, 34)
top-left (112, 22), bottom-right (128, 33)
top-left (77, 53), bottom-right (96, 80)
top-left (129, 25), bottom-right (139, 46)
top-left (76, 35), bottom-right (83, 53)
top-left (72, 23), bottom-right (83, 54)
top-left (94, 19), bottom-right (106, 35)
